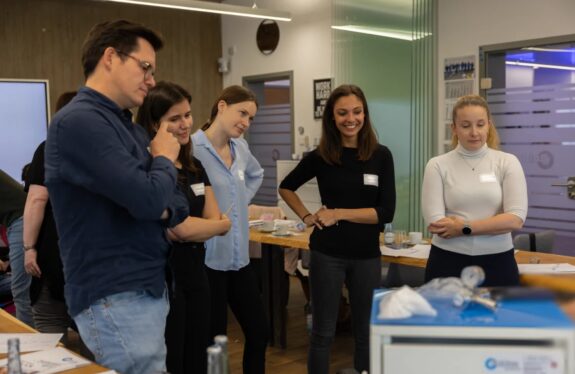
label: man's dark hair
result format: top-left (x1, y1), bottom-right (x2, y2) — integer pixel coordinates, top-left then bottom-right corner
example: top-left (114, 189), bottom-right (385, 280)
top-left (81, 19), bottom-right (163, 79)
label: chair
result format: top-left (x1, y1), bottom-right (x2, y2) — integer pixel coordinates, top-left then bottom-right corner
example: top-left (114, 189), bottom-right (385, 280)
top-left (513, 230), bottom-right (555, 253)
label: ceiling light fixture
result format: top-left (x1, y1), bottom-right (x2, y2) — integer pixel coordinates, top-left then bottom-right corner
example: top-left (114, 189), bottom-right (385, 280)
top-left (331, 25), bottom-right (430, 41)
top-left (99, 0), bottom-right (292, 22)
top-left (506, 61), bottom-right (575, 71)
top-left (523, 47), bottom-right (575, 53)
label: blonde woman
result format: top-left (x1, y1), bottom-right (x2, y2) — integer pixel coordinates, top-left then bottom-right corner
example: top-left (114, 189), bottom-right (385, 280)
top-left (422, 95), bottom-right (528, 286)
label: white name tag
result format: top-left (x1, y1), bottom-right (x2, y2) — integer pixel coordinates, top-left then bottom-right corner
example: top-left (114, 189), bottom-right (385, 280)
top-left (479, 173), bottom-right (497, 183)
top-left (238, 170), bottom-right (245, 181)
top-left (190, 183), bottom-right (205, 196)
top-left (364, 174), bottom-right (379, 187)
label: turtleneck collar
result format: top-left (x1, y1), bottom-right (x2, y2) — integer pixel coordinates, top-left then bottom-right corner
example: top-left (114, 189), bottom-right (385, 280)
top-left (455, 142), bottom-right (488, 158)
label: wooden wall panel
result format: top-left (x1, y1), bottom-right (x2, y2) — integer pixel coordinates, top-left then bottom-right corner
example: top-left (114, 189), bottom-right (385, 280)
top-left (1, 0), bottom-right (223, 126)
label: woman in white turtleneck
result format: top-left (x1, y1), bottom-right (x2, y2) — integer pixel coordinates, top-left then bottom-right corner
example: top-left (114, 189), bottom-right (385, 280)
top-left (421, 95), bottom-right (528, 286)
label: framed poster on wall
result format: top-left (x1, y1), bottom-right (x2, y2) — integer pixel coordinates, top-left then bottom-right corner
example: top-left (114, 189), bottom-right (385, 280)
top-left (313, 78), bottom-right (332, 119)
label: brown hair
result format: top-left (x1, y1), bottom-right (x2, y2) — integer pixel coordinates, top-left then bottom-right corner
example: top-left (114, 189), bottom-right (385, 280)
top-left (81, 19), bottom-right (163, 79)
top-left (202, 85), bottom-right (258, 130)
top-left (55, 91), bottom-right (77, 111)
top-left (318, 84), bottom-right (378, 165)
top-left (137, 81), bottom-right (196, 174)
top-left (451, 95), bottom-right (500, 150)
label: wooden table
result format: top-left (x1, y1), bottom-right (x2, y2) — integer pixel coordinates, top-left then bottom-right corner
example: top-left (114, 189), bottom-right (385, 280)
top-left (251, 227), bottom-right (575, 348)
top-left (0, 309), bottom-right (108, 373)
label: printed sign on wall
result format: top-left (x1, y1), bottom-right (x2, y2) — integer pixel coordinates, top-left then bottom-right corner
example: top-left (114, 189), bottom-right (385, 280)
top-left (313, 78), bottom-right (332, 119)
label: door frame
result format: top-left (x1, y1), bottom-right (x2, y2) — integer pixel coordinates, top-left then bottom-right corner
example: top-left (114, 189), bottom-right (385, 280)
top-left (478, 33), bottom-right (575, 97)
top-left (242, 71), bottom-right (295, 154)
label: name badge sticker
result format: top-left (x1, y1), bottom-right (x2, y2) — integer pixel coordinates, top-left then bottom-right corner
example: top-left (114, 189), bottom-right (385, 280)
top-left (364, 174), bottom-right (379, 187)
top-left (479, 173), bottom-right (497, 183)
top-left (238, 170), bottom-right (245, 181)
top-left (190, 183), bottom-right (205, 196)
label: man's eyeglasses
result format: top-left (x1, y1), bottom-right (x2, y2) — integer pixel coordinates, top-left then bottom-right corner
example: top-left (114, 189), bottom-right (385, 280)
top-left (115, 50), bottom-right (155, 79)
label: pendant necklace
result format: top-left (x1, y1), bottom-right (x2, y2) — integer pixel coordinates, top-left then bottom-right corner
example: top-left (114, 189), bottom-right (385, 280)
top-left (459, 153), bottom-right (486, 171)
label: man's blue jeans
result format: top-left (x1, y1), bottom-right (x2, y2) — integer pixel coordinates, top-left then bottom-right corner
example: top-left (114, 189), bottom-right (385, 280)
top-left (73, 289), bottom-right (169, 374)
top-left (7, 216), bottom-right (34, 327)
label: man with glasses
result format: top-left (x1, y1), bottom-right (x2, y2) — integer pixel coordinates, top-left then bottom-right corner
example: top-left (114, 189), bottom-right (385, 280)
top-left (45, 20), bottom-right (188, 374)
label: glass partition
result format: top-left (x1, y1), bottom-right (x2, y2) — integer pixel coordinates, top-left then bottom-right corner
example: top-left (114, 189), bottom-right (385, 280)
top-left (332, 0), bottom-right (436, 232)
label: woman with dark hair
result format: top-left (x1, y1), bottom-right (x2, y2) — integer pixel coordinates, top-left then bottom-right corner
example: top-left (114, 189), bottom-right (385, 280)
top-left (422, 95), bottom-right (527, 286)
top-left (279, 84), bottom-right (396, 373)
top-left (192, 85), bottom-right (268, 374)
top-left (137, 81), bottom-right (231, 374)
top-left (24, 91), bottom-right (77, 339)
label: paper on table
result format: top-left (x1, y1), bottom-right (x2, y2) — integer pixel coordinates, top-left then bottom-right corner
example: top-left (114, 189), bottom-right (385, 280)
top-left (380, 244), bottom-right (431, 259)
top-left (518, 263), bottom-right (575, 274)
top-left (0, 347), bottom-right (91, 374)
top-left (0, 333), bottom-right (62, 353)
top-left (249, 219), bottom-right (263, 227)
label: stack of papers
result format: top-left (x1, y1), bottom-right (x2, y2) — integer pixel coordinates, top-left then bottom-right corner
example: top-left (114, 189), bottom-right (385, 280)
top-left (518, 263), bottom-right (575, 274)
top-left (0, 333), bottom-right (61, 353)
top-left (249, 219), bottom-right (264, 227)
top-left (380, 244), bottom-right (431, 259)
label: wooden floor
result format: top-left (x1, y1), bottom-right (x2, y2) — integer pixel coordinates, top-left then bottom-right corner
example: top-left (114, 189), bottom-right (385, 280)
top-left (227, 276), bottom-right (354, 374)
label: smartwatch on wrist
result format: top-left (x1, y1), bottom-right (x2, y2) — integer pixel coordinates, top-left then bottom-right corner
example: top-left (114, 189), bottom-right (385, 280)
top-left (462, 222), bottom-right (472, 236)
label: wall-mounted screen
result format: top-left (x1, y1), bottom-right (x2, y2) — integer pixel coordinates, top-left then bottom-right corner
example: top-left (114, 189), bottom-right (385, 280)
top-left (0, 79), bottom-right (50, 182)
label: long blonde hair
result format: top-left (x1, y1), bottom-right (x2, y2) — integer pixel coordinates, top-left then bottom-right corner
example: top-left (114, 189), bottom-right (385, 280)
top-left (451, 95), bottom-right (500, 150)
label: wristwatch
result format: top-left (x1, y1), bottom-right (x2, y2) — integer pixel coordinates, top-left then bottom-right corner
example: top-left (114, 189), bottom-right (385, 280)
top-left (23, 244), bottom-right (36, 251)
top-left (462, 222), bottom-right (472, 236)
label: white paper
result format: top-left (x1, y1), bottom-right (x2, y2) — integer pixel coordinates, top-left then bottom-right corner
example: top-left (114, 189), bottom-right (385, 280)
top-left (518, 263), bottom-right (575, 274)
top-left (273, 219), bottom-right (297, 227)
top-left (249, 219), bottom-right (264, 227)
top-left (380, 244), bottom-right (431, 259)
top-left (0, 347), bottom-right (91, 374)
top-left (0, 333), bottom-right (62, 353)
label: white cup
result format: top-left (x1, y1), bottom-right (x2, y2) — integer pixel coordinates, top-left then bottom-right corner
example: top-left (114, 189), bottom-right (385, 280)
top-left (409, 231), bottom-right (423, 244)
top-left (275, 225), bottom-right (289, 236)
top-left (261, 220), bottom-right (274, 232)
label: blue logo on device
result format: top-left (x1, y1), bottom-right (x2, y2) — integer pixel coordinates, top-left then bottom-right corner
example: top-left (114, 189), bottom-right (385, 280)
top-left (485, 358), bottom-right (497, 370)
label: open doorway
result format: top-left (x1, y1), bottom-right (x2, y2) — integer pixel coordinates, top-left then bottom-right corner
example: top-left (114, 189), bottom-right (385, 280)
top-left (480, 36), bottom-right (575, 255)
top-left (243, 72), bottom-right (294, 206)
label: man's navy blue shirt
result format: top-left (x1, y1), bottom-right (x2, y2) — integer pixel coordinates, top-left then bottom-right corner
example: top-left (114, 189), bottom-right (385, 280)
top-left (45, 87), bottom-right (188, 316)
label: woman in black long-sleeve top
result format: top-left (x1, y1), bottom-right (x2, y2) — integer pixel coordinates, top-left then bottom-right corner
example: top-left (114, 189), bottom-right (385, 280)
top-left (279, 84), bottom-right (396, 374)
top-left (137, 82), bottom-right (231, 374)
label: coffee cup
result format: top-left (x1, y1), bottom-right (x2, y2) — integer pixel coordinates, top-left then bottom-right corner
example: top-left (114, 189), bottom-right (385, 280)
top-left (275, 225), bottom-right (289, 236)
top-left (409, 231), bottom-right (423, 244)
top-left (261, 220), bottom-right (274, 232)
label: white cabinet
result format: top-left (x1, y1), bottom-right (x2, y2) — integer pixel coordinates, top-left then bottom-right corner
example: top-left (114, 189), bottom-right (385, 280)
top-left (276, 160), bottom-right (321, 221)
top-left (370, 291), bottom-right (575, 374)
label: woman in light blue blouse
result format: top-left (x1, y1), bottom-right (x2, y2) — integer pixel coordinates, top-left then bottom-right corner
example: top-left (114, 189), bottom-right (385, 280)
top-left (192, 85), bottom-right (268, 373)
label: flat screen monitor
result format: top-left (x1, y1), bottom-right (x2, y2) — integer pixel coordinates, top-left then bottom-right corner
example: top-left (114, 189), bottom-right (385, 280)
top-left (0, 79), bottom-right (50, 183)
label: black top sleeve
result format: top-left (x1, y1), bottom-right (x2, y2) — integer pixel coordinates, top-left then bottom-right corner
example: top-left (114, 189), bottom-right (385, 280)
top-left (25, 142), bottom-right (46, 191)
top-left (373, 145), bottom-right (396, 230)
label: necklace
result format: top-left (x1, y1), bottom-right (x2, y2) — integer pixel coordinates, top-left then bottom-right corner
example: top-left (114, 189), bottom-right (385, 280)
top-left (459, 153), bottom-right (485, 171)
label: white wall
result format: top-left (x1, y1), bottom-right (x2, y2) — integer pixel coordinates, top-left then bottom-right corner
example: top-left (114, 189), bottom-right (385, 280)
top-left (437, 0), bottom-right (575, 153)
top-left (221, 0), bottom-right (332, 155)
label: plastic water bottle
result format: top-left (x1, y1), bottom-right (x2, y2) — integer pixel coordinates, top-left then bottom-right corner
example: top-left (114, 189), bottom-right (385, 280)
top-left (7, 338), bottom-right (22, 374)
top-left (207, 345), bottom-right (223, 374)
top-left (384, 223), bottom-right (395, 245)
top-left (214, 335), bottom-right (230, 374)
